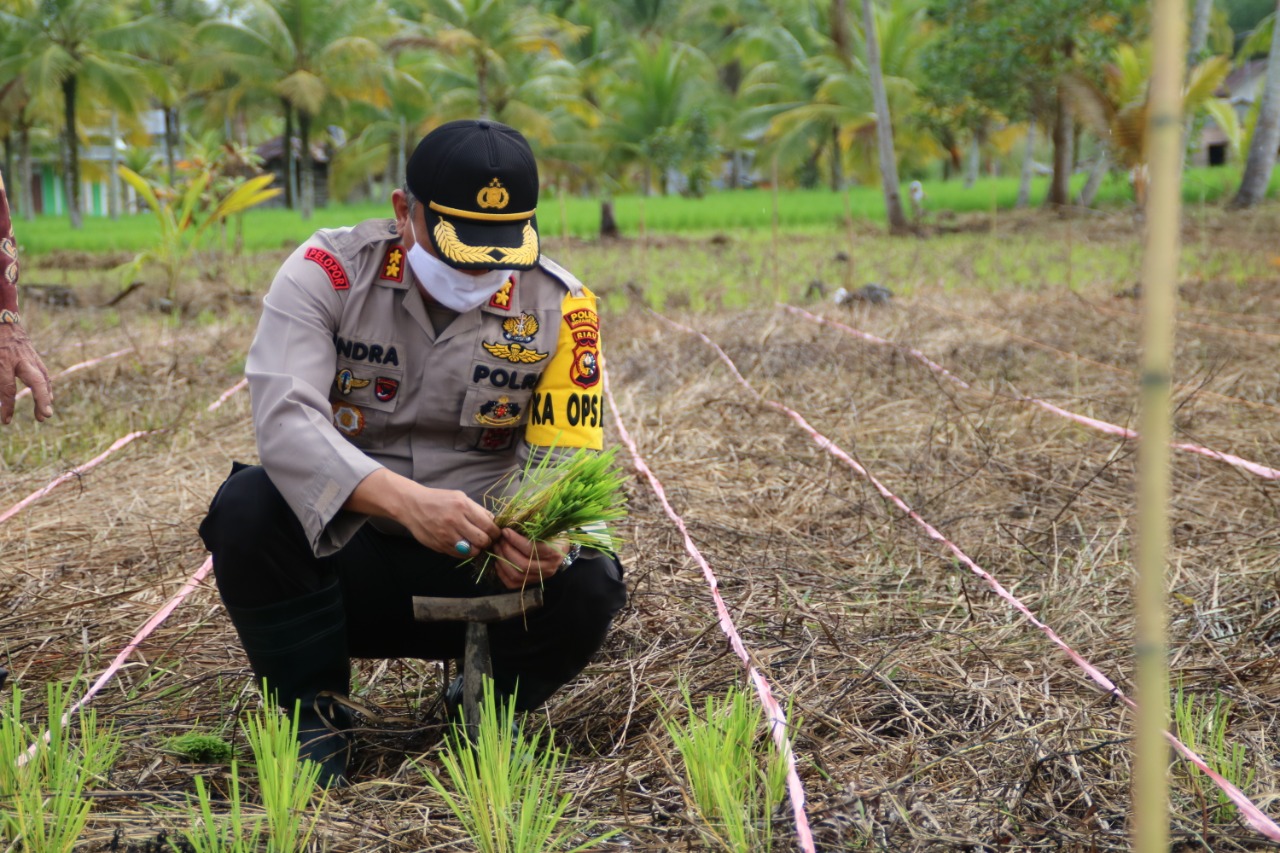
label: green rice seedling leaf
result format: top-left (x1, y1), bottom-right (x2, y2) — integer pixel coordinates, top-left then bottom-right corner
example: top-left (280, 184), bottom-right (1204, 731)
top-left (418, 677), bottom-right (618, 852)
top-left (0, 680), bottom-right (122, 853)
top-left (1173, 681), bottom-right (1257, 825)
top-left (175, 761), bottom-right (265, 853)
top-left (242, 690), bottom-right (327, 853)
top-left (663, 685), bottom-right (789, 853)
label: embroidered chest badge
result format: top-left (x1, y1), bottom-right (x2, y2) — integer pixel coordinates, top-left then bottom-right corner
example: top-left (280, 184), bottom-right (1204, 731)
top-left (380, 245), bottom-right (405, 282)
top-left (335, 368), bottom-right (371, 395)
top-left (475, 396), bottom-right (522, 427)
top-left (375, 377), bottom-right (399, 402)
top-left (565, 308), bottom-right (600, 389)
top-left (488, 275), bottom-right (516, 310)
top-left (482, 313), bottom-right (548, 363)
top-left (332, 402), bottom-right (365, 436)
top-left (304, 246), bottom-right (349, 290)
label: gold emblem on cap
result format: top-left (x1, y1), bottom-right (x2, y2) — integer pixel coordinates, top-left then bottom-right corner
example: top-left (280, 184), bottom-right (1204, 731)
top-left (477, 178), bottom-right (510, 210)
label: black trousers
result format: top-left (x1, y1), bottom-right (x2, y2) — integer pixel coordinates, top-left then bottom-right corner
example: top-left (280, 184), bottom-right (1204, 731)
top-left (198, 463), bottom-right (627, 711)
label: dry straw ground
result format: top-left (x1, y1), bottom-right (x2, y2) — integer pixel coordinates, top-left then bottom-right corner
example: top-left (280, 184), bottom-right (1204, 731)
top-left (3, 208), bottom-right (1280, 851)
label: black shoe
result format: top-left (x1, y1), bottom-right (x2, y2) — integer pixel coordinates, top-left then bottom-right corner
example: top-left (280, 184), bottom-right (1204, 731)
top-left (296, 696), bottom-right (352, 788)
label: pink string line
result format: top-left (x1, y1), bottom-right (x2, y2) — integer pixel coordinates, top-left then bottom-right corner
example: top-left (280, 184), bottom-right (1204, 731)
top-left (15, 347), bottom-right (134, 401)
top-left (207, 377), bottom-right (248, 412)
top-left (12, 374), bottom-right (246, 763)
top-left (603, 365), bottom-right (816, 853)
top-left (659, 311), bottom-right (1280, 842)
top-left (0, 431), bottom-right (157, 525)
top-left (16, 558), bottom-right (214, 766)
top-left (780, 304), bottom-right (1280, 482)
top-left (1, 377), bottom-right (248, 524)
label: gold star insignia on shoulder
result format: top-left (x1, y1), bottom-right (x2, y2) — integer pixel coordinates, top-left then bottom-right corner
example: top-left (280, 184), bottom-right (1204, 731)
top-left (482, 341), bottom-right (549, 364)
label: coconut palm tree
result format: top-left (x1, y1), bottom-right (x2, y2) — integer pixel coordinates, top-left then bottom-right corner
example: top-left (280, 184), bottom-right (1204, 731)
top-left (1231, 1), bottom-right (1280, 209)
top-left (404, 0), bottom-right (586, 121)
top-left (860, 0), bottom-right (907, 231)
top-left (193, 0), bottom-right (395, 218)
top-left (1063, 43), bottom-right (1240, 207)
top-left (599, 37), bottom-right (718, 195)
top-left (0, 0), bottom-right (169, 228)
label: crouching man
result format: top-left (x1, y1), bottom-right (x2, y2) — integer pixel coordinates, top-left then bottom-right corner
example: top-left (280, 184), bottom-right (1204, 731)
top-left (199, 119), bottom-right (626, 786)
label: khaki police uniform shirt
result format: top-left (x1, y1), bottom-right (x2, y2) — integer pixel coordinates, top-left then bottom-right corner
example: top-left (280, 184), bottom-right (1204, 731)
top-left (246, 218), bottom-right (604, 556)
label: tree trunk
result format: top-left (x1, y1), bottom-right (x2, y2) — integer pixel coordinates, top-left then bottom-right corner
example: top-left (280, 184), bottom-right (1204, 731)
top-left (300, 111), bottom-right (314, 220)
top-left (164, 107), bottom-right (179, 186)
top-left (1017, 119), bottom-right (1036, 208)
top-left (282, 100), bottom-right (295, 210)
top-left (476, 50), bottom-right (489, 118)
top-left (830, 125), bottom-right (844, 190)
top-left (964, 130), bottom-right (981, 188)
top-left (2, 133), bottom-right (11, 203)
top-left (861, 0), bottom-right (908, 232)
top-left (397, 114), bottom-right (408, 190)
top-left (1187, 0), bottom-right (1213, 69)
top-left (1047, 89), bottom-right (1074, 207)
top-left (830, 0), bottom-right (855, 67)
top-left (1232, 0), bottom-right (1280, 209)
top-left (18, 127), bottom-right (33, 220)
top-left (1077, 149), bottom-right (1109, 208)
top-left (62, 75), bottom-right (82, 229)
top-left (108, 112), bottom-right (121, 219)
top-left (599, 198), bottom-right (619, 239)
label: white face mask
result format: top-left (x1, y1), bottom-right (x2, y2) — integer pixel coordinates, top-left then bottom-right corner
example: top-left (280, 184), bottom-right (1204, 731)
top-left (406, 218), bottom-right (511, 313)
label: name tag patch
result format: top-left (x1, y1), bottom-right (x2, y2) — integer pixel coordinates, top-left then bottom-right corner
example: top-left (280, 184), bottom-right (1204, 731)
top-left (472, 364), bottom-right (540, 390)
top-left (334, 335), bottom-right (400, 366)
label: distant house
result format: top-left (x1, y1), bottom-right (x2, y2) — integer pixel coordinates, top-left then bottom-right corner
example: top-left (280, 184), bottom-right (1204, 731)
top-left (1192, 59), bottom-right (1268, 168)
top-left (254, 137), bottom-right (330, 208)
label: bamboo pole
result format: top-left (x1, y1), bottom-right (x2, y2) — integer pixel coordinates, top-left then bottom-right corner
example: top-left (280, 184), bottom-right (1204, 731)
top-left (1134, 1), bottom-right (1185, 850)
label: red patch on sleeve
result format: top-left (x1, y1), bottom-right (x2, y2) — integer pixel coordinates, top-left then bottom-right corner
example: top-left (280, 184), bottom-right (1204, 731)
top-left (305, 247), bottom-right (350, 290)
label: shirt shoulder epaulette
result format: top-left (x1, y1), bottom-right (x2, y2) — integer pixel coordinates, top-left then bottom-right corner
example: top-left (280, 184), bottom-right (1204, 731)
top-left (536, 255), bottom-right (585, 298)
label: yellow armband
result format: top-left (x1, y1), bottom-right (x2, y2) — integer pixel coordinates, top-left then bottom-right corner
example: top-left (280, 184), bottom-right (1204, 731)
top-left (525, 288), bottom-right (604, 449)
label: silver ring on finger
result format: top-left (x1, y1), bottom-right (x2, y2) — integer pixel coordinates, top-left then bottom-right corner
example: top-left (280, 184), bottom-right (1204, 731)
top-left (454, 539), bottom-right (473, 556)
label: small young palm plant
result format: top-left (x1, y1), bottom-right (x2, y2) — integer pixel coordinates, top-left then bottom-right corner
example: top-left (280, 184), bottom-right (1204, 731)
top-left (419, 677), bottom-right (617, 852)
top-left (0, 681), bottom-right (121, 853)
top-left (664, 685), bottom-right (789, 852)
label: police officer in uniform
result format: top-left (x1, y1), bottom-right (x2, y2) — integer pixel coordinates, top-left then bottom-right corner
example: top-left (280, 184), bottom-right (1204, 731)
top-left (199, 120), bottom-right (626, 786)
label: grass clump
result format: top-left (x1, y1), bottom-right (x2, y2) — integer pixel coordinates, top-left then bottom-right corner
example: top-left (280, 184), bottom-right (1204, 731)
top-left (1173, 682), bottom-right (1256, 824)
top-left (176, 764), bottom-right (264, 853)
top-left (242, 693), bottom-right (328, 852)
top-left (0, 681), bottom-right (121, 853)
top-left (419, 677), bottom-right (617, 852)
top-left (176, 693), bottom-right (326, 853)
top-left (167, 730), bottom-right (234, 764)
top-left (664, 685), bottom-right (789, 852)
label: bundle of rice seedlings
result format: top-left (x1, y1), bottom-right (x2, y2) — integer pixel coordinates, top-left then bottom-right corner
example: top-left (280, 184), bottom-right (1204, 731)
top-left (480, 445), bottom-right (628, 577)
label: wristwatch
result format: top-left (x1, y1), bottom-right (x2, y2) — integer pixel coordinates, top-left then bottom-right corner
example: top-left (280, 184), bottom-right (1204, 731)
top-left (559, 543), bottom-right (582, 570)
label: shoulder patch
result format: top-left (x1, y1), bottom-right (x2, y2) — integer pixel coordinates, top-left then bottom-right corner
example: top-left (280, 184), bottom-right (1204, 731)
top-left (305, 247), bottom-right (350, 290)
